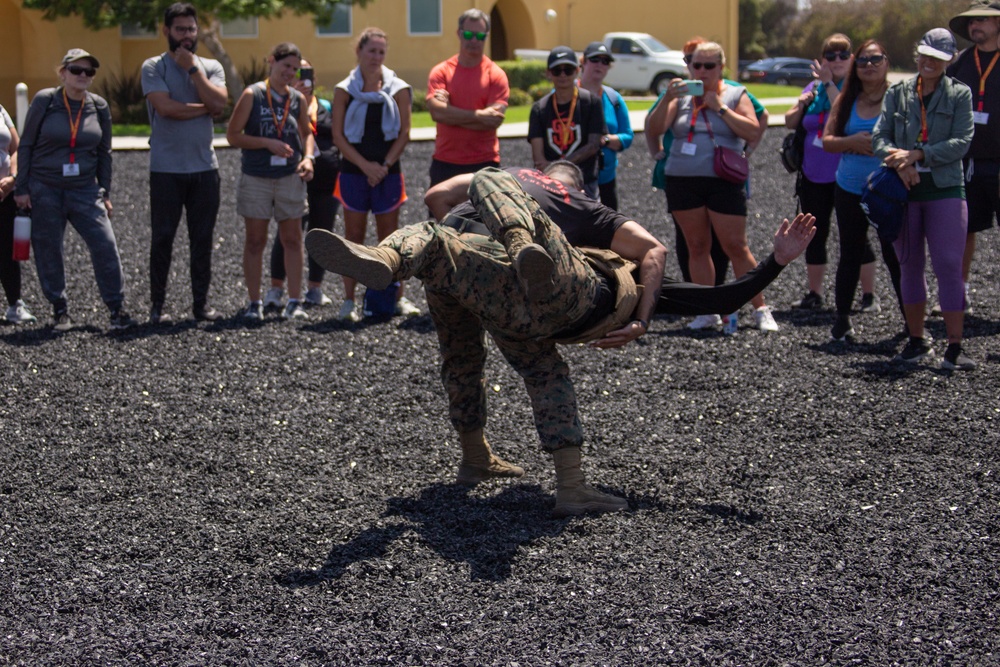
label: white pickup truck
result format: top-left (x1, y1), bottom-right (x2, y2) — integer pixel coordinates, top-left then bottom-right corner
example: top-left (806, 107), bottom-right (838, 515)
top-left (514, 32), bottom-right (688, 94)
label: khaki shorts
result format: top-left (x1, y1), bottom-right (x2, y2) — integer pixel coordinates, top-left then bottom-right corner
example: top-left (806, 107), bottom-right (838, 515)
top-left (236, 172), bottom-right (308, 221)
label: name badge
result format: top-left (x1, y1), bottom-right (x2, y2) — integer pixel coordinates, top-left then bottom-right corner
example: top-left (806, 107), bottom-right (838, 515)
top-left (63, 163), bottom-right (80, 177)
top-left (973, 111), bottom-right (990, 125)
top-left (270, 156), bottom-right (288, 167)
top-left (681, 142), bottom-right (697, 156)
top-left (812, 135), bottom-right (825, 148)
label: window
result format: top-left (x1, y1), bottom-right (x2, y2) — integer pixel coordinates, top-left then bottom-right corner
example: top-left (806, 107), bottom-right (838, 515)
top-left (221, 17), bottom-right (258, 38)
top-left (408, 0), bottom-right (441, 35)
top-left (318, 3), bottom-right (352, 36)
top-left (121, 22), bottom-right (156, 38)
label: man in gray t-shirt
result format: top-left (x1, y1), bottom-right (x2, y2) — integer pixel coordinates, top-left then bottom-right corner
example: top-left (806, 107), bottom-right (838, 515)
top-left (141, 2), bottom-right (228, 324)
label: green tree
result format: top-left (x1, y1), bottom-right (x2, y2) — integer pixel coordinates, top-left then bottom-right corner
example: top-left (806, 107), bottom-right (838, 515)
top-left (22, 0), bottom-right (367, 102)
top-left (739, 0), bottom-right (767, 59)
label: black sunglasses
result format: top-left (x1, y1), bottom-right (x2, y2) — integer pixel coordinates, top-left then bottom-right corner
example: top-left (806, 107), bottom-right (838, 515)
top-left (588, 56), bottom-right (611, 66)
top-left (461, 30), bottom-right (488, 41)
top-left (690, 61), bottom-right (718, 70)
top-left (67, 65), bottom-right (96, 77)
top-left (683, 54), bottom-right (693, 64)
top-left (823, 51), bottom-right (852, 62)
top-left (550, 65), bottom-right (578, 76)
top-left (856, 54), bottom-right (887, 67)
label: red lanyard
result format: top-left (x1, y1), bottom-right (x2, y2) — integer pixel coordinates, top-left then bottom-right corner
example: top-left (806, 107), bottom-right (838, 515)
top-left (551, 87), bottom-right (578, 154)
top-left (265, 79), bottom-right (292, 140)
top-left (686, 100), bottom-right (707, 143)
top-left (916, 76), bottom-right (929, 144)
top-left (62, 88), bottom-right (84, 164)
top-left (817, 111), bottom-right (825, 140)
top-left (973, 49), bottom-right (999, 112)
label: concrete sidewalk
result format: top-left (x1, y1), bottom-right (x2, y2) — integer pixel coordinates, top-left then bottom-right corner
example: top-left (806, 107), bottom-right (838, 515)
top-left (112, 102), bottom-right (798, 151)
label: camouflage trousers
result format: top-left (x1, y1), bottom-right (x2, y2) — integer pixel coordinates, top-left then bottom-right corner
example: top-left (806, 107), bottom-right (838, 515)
top-left (380, 168), bottom-right (601, 450)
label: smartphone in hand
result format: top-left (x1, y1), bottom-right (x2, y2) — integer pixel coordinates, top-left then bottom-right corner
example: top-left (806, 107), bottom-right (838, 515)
top-left (682, 80), bottom-right (704, 96)
top-left (297, 68), bottom-right (315, 88)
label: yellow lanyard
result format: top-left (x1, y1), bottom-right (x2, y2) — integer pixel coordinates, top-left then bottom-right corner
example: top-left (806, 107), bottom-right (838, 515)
top-left (551, 87), bottom-right (578, 154)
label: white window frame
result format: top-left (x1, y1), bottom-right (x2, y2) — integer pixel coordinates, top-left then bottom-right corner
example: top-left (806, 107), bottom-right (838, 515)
top-left (317, 3), bottom-right (353, 37)
top-left (221, 17), bottom-right (259, 38)
top-left (407, 0), bottom-right (442, 36)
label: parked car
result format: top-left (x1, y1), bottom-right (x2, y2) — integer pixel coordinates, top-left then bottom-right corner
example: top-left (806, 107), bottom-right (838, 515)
top-left (739, 58), bottom-right (815, 86)
top-left (515, 32), bottom-right (688, 94)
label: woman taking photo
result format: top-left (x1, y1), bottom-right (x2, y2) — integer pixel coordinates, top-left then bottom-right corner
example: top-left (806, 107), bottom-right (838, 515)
top-left (655, 42), bottom-right (777, 332)
top-left (15, 49), bottom-right (136, 331)
top-left (1, 104), bottom-right (37, 324)
top-left (227, 42), bottom-right (315, 322)
top-left (578, 41), bottom-right (633, 210)
top-left (332, 27), bottom-right (415, 322)
top-left (822, 40), bottom-right (905, 344)
top-left (785, 33), bottom-right (878, 312)
top-left (874, 29), bottom-right (975, 369)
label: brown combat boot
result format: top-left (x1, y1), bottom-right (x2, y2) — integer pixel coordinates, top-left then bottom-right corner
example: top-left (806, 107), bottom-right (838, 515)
top-left (305, 230), bottom-right (401, 289)
top-left (551, 447), bottom-right (628, 518)
top-left (456, 429), bottom-right (526, 486)
top-left (503, 228), bottom-right (555, 301)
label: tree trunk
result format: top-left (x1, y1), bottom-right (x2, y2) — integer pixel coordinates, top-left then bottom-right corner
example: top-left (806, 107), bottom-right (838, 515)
top-left (200, 17), bottom-right (244, 104)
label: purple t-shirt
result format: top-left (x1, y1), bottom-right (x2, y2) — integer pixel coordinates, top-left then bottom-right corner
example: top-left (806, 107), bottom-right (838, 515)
top-left (800, 82), bottom-right (841, 184)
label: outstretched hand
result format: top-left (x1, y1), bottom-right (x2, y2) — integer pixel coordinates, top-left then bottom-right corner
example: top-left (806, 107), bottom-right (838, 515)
top-left (772, 213), bottom-right (817, 266)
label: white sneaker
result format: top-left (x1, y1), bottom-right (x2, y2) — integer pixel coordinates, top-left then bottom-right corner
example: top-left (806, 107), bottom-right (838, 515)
top-left (338, 299), bottom-right (361, 322)
top-left (395, 296), bottom-right (420, 317)
top-left (282, 300), bottom-right (309, 320)
top-left (688, 314), bottom-right (722, 330)
top-left (754, 305), bottom-right (779, 332)
top-left (304, 287), bottom-right (332, 306)
top-left (263, 286), bottom-right (284, 312)
top-left (6, 300), bottom-right (37, 324)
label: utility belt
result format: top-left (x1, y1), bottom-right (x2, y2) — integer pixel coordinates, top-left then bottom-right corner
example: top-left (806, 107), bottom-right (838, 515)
top-left (552, 247), bottom-right (642, 345)
top-left (440, 212), bottom-right (490, 236)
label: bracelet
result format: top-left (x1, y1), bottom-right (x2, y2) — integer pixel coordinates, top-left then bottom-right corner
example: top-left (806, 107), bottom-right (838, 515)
top-left (634, 319), bottom-right (648, 331)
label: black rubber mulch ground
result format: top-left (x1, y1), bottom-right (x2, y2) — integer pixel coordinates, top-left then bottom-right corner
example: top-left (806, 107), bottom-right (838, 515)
top-left (2, 132), bottom-right (998, 666)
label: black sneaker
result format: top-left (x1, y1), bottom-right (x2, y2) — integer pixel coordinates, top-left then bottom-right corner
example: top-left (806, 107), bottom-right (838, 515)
top-left (859, 293), bottom-right (881, 313)
top-left (830, 316), bottom-right (854, 342)
top-left (193, 305), bottom-right (222, 322)
top-left (941, 343), bottom-right (975, 371)
top-left (894, 337), bottom-right (934, 363)
top-left (149, 303), bottom-right (173, 325)
top-left (110, 308), bottom-right (138, 330)
top-left (53, 310), bottom-right (74, 332)
top-left (793, 291), bottom-right (823, 309)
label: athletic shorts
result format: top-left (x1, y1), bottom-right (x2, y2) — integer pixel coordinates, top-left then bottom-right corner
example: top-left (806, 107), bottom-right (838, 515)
top-left (664, 175), bottom-right (748, 216)
top-left (965, 162), bottom-right (1000, 233)
top-left (334, 172), bottom-right (407, 215)
top-left (237, 172), bottom-right (308, 221)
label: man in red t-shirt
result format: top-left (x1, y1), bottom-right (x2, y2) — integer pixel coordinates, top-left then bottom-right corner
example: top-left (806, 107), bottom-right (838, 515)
top-left (426, 8), bottom-right (510, 186)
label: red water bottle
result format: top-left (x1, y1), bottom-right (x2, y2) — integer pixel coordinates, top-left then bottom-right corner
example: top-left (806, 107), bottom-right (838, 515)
top-left (12, 208), bottom-right (31, 261)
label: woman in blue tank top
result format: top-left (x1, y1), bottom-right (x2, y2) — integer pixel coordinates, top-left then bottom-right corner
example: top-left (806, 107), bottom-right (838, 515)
top-left (821, 40), bottom-right (904, 344)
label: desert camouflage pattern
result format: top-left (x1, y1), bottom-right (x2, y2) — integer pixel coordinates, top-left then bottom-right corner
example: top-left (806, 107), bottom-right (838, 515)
top-left (379, 168), bottom-right (601, 450)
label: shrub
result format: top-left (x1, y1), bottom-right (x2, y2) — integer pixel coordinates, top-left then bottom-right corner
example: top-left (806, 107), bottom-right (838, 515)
top-left (528, 82), bottom-right (554, 101)
top-left (507, 87), bottom-right (532, 107)
top-left (410, 88), bottom-right (428, 113)
top-left (95, 69), bottom-right (148, 125)
top-left (496, 59), bottom-right (549, 91)
top-left (237, 58), bottom-right (271, 86)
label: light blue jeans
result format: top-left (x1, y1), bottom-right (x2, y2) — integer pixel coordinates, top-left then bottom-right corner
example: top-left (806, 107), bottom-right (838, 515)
top-left (29, 181), bottom-right (126, 311)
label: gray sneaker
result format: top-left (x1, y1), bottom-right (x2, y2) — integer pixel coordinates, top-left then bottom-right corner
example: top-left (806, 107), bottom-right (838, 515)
top-left (6, 300), bottom-right (37, 324)
top-left (242, 301), bottom-right (264, 321)
top-left (282, 300), bottom-right (309, 320)
top-left (263, 286), bottom-right (284, 313)
top-left (304, 287), bottom-right (332, 306)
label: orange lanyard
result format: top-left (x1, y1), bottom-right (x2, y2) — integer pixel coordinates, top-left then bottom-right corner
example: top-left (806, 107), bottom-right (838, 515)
top-left (973, 49), bottom-right (999, 112)
top-left (62, 88), bottom-right (84, 164)
top-left (265, 79), bottom-right (292, 140)
top-left (916, 76), bottom-right (929, 144)
top-left (551, 87), bottom-right (578, 154)
top-left (686, 81), bottom-right (722, 142)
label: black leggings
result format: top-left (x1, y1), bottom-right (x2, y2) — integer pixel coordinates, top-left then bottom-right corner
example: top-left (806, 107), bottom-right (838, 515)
top-left (833, 185), bottom-right (904, 318)
top-left (271, 186), bottom-right (340, 284)
top-left (0, 195), bottom-right (22, 305)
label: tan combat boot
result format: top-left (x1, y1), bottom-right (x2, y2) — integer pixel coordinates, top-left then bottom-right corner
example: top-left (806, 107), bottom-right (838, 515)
top-left (305, 230), bottom-right (401, 289)
top-left (551, 447), bottom-right (628, 518)
top-left (502, 228), bottom-right (555, 301)
top-left (456, 429), bottom-right (526, 486)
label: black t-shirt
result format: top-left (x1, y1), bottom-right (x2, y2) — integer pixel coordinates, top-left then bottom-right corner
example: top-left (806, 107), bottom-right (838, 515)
top-left (341, 96), bottom-right (400, 176)
top-left (448, 167), bottom-right (628, 248)
top-left (947, 47), bottom-right (1000, 163)
top-left (527, 88), bottom-right (604, 184)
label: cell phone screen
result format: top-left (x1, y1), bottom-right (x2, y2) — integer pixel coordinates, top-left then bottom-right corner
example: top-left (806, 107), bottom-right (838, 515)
top-left (297, 68), bottom-right (315, 84)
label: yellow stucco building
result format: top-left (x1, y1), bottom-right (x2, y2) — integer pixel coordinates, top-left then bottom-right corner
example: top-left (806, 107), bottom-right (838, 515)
top-left (1, 0), bottom-right (738, 112)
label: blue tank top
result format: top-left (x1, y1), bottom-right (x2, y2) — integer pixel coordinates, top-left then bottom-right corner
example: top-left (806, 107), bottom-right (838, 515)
top-left (834, 101), bottom-right (882, 195)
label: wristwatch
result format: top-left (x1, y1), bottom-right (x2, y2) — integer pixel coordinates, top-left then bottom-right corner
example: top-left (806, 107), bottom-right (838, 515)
top-left (718, 106), bottom-right (729, 116)
top-left (188, 65), bottom-right (199, 75)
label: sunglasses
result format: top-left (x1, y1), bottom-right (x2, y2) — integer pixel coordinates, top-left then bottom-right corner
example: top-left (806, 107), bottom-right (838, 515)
top-left (690, 61), bottom-right (718, 70)
top-left (856, 54), bottom-right (887, 67)
top-left (588, 56), bottom-right (611, 66)
top-left (66, 65), bottom-right (96, 77)
top-left (683, 54), bottom-right (694, 64)
top-left (823, 51), bottom-right (852, 62)
top-left (461, 30), bottom-right (488, 41)
top-left (550, 65), bottom-right (578, 76)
